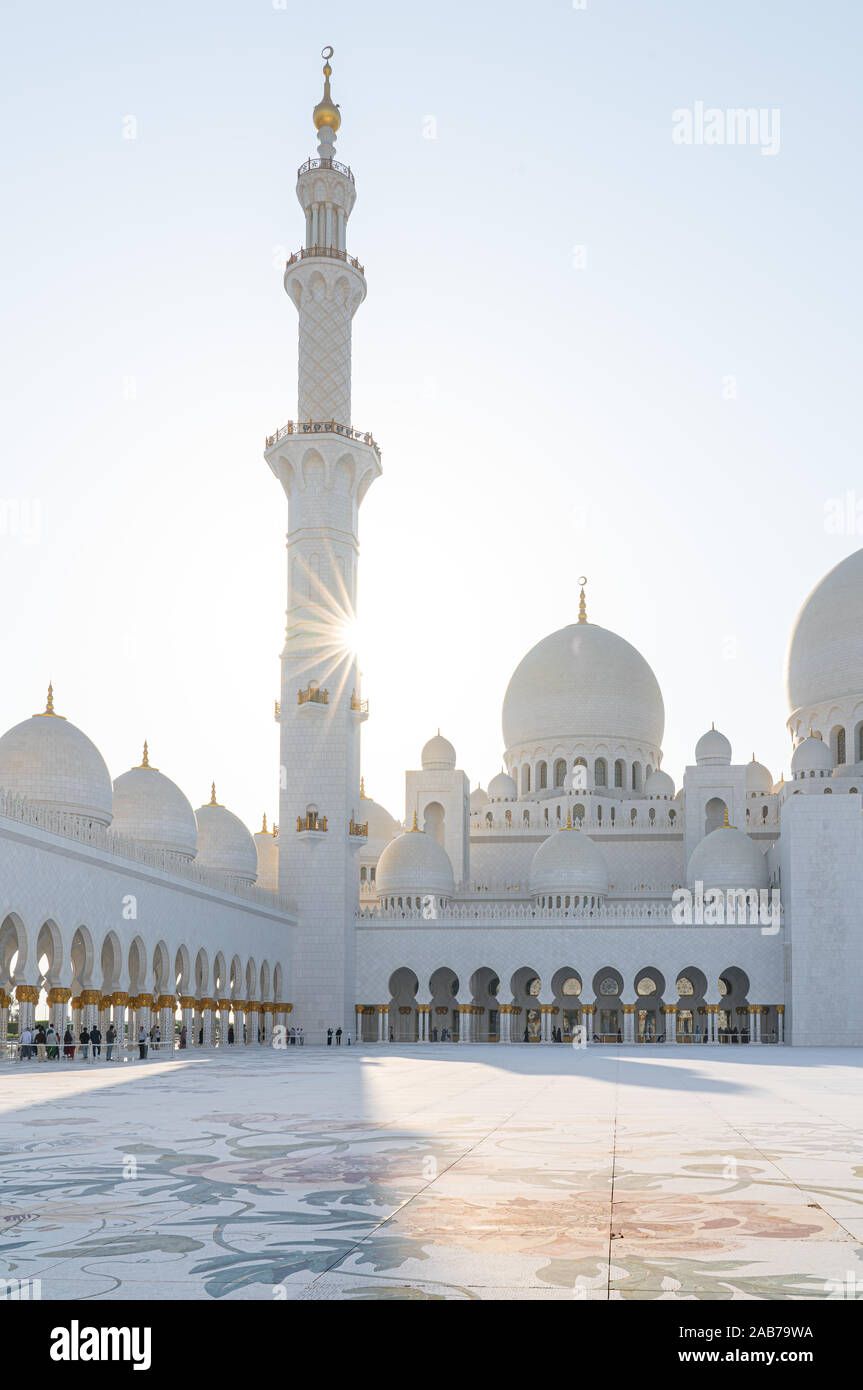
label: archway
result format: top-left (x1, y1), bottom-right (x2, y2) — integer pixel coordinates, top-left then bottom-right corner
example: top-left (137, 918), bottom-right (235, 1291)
top-left (469, 965), bottom-right (500, 1041)
top-left (552, 967), bottom-right (582, 1042)
top-left (388, 967), bottom-right (419, 1041)
top-left (423, 800), bottom-right (446, 848)
top-left (592, 967), bottom-right (623, 1042)
top-left (428, 966), bottom-right (459, 1041)
top-left (510, 966), bottom-right (542, 1041)
top-left (704, 796), bottom-right (727, 835)
top-left (633, 966), bottom-right (666, 1042)
top-left (718, 966), bottom-right (751, 1042)
top-left (674, 967), bottom-right (708, 1041)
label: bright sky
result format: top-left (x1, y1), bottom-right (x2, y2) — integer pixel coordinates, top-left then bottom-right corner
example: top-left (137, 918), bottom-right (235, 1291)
top-left (1, 0), bottom-right (861, 829)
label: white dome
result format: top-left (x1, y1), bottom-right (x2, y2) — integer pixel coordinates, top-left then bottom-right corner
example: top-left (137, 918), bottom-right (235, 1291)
top-left (488, 771), bottom-right (517, 802)
top-left (745, 756), bottom-right (773, 795)
top-left (645, 768), bottom-right (675, 799)
top-left (786, 548), bottom-right (863, 714)
top-left (254, 819), bottom-right (279, 891)
top-left (376, 828), bottom-right (455, 898)
top-left (360, 793), bottom-right (400, 849)
top-left (695, 726), bottom-right (732, 766)
top-left (529, 825), bottom-right (610, 899)
top-left (421, 732), bottom-right (456, 770)
top-left (687, 825), bottom-right (768, 892)
top-left (0, 690), bottom-right (112, 824)
top-left (791, 735), bottom-right (833, 776)
top-left (195, 789), bottom-right (257, 882)
top-left (502, 621), bottom-right (664, 753)
top-left (112, 750), bottom-right (197, 857)
top-left (470, 785), bottom-right (488, 811)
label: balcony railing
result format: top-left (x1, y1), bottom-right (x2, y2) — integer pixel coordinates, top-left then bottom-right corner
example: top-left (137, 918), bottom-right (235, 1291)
top-left (285, 245), bottom-right (364, 274)
top-left (350, 691), bottom-right (369, 714)
top-left (297, 156), bottom-right (355, 184)
top-left (349, 819), bottom-right (368, 837)
top-left (298, 685), bottom-right (329, 706)
top-left (274, 699), bottom-right (281, 718)
top-left (266, 418), bottom-right (381, 461)
top-left (297, 813), bottom-right (327, 833)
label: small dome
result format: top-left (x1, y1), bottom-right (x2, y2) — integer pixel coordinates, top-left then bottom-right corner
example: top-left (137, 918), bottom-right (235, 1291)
top-left (421, 732), bottom-right (456, 770)
top-left (695, 726), bottom-right (732, 766)
top-left (376, 827), bottom-right (455, 899)
top-left (529, 825), bottom-right (610, 899)
top-left (112, 746), bottom-right (197, 857)
top-left (791, 735), bottom-right (833, 777)
top-left (195, 786), bottom-right (257, 882)
top-left (470, 785), bottom-right (489, 811)
top-left (254, 816), bottom-right (279, 891)
top-left (687, 825), bottom-right (768, 893)
top-left (312, 57), bottom-right (341, 133)
top-left (771, 773), bottom-right (787, 794)
top-left (0, 686), bottom-right (112, 824)
top-left (745, 755), bottom-right (773, 795)
top-left (488, 770), bottom-right (517, 802)
top-left (644, 768), bottom-right (675, 799)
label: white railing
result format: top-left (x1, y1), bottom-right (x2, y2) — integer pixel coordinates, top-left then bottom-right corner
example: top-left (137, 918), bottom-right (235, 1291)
top-left (0, 788), bottom-right (295, 915)
top-left (358, 900), bottom-right (684, 925)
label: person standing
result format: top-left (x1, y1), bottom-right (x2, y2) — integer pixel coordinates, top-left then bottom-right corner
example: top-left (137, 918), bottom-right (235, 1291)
top-left (63, 1026), bottom-right (75, 1060)
top-left (46, 1024), bottom-right (59, 1059)
top-left (327, 1027), bottom-right (333, 1045)
top-left (19, 1024), bottom-right (33, 1060)
top-left (35, 1025), bottom-right (47, 1061)
top-left (179, 1025), bottom-right (187, 1050)
top-left (90, 1022), bottom-right (102, 1059)
top-left (106, 1022), bottom-right (116, 1061)
top-left (299, 1026), bottom-right (304, 1046)
top-left (79, 1025), bottom-right (91, 1061)
top-left (228, 1023), bottom-right (234, 1044)
top-left (335, 1026), bottom-right (342, 1046)
top-left (137, 1024), bottom-right (148, 1060)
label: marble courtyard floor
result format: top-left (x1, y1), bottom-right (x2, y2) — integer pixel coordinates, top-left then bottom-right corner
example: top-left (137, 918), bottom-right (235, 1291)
top-left (1, 1045), bottom-right (862, 1301)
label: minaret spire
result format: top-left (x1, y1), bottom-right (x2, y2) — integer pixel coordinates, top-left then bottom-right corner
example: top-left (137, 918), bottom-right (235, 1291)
top-left (313, 46), bottom-right (341, 158)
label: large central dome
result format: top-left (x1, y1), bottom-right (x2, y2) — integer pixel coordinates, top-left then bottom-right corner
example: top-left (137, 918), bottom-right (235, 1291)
top-left (502, 621), bottom-right (665, 754)
top-left (785, 548), bottom-right (863, 715)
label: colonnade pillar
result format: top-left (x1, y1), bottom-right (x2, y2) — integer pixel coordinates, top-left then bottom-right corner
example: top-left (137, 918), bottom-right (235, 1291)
top-left (458, 1003), bottom-right (472, 1043)
top-left (246, 1001), bottom-right (261, 1044)
top-left (47, 987), bottom-right (71, 1037)
top-left (262, 1003), bottom-right (274, 1044)
top-left (621, 1004), bottom-right (635, 1043)
top-left (376, 1004), bottom-right (389, 1042)
top-left (0, 989), bottom-right (10, 1048)
top-left (157, 997), bottom-right (175, 1050)
top-left (199, 998), bottom-right (216, 1048)
top-left (70, 995), bottom-right (83, 1040)
top-left (498, 1004), bottom-right (511, 1043)
top-left (112, 993), bottom-right (129, 1050)
top-left (179, 995), bottom-right (195, 1047)
top-left (777, 1006), bottom-right (784, 1043)
top-left (217, 999), bottom-right (231, 1043)
top-left (81, 990), bottom-right (101, 1032)
top-left (540, 1004), bottom-right (552, 1043)
top-left (417, 1004), bottom-right (430, 1042)
top-left (664, 1004), bottom-right (677, 1043)
top-left (16, 984), bottom-right (39, 1035)
top-left (582, 1003), bottom-right (595, 1045)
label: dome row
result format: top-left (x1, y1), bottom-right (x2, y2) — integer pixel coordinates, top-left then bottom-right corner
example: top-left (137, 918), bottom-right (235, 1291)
top-left (0, 696), bottom-right (258, 882)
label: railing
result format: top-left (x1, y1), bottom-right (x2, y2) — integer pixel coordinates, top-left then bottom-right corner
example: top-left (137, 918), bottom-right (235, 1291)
top-left (357, 899), bottom-right (738, 925)
top-left (297, 156), bottom-right (355, 184)
top-left (297, 813), bottom-right (327, 833)
top-left (350, 692), bottom-right (369, 713)
top-left (274, 699), bottom-right (281, 718)
top-left (298, 685), bottom-right (329, 705)
top-left (349, 820), bottom-right (368, 838)
top-left (285, 245), bottom-right (364, 274)
top-left (266, 418), bottom-right (381, 460)
top-left (0, 788), bottom-right (294, 914)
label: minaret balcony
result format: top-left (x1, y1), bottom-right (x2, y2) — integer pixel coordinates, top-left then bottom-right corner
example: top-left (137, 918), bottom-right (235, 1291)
top-left (297, 156), bottom-right (355, 184)
top-left (285, 245), bottom-right (364, 275)
top-left (274, 699), bottom-right (281, 722)
top-left (349, 818), bottom-right (368, 842)
top-left (350, 690), bottom-right (369, 721)
top-left (266, 418), bottom-right (381, 462)
top-left (298, 684), bottom-right (329, 709)
top-left (296, 812), bottom-right (328, 842)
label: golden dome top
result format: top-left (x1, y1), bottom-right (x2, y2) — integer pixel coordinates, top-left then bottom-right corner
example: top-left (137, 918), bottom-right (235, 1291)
top-left (313, 47), bottom-right (341, 133)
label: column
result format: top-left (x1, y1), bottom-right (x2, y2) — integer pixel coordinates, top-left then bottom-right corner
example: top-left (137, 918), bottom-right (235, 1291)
top-left (216, 999), bottom-right (230, 1043)
top-left (246, 1001), bottom-right (261, 1044)
top-left (381, 1004), bottom-right (390, 1042)
top-left (498, 1004), bottom-right (509, 1044)
top-left (16, 984), bottom-right (39, 1036)
top-left (581, 1003), bottom-right (595, 1045)
top-left (112, 993), bottom-right (129, 1053)
top-left (458, 1003), bottom-right (471, 1042)
top-left (47, 987), bottom-right (71, 1039)
top-left (664, 1004), bottom-right (677, 1044)
top-left (0, 989), bottom-right (10, 1053)
top-left (262, 1003), bottom-right (275, 1044)
top-left (200, 998), bottom-right (216, 1048)
top-left (81, 989), bottom-right (101, 1033)
top-left (540, 1003), bottom-right (552, 1043)
top-left (621, 1004), bottom-right (635, 1043)
top-left (747, 1005), bottom-right (756, 1044)
top-left (179, 995), bottom-right (195, 1048)
top-left (355, 1004), bottom-right (364, 1043)
top-left (417, 1003), bottom-right (429, 1042)
top-left (156, 996), bottom-right (174, 1051)
top-left (776, 1005), bottom-right (784, 1044)
top-left (135, 996), bottom-right (152, 1045)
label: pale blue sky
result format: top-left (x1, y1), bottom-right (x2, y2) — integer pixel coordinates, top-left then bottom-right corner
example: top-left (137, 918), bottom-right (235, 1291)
top-left (1, 0), bottom-right (861, 825)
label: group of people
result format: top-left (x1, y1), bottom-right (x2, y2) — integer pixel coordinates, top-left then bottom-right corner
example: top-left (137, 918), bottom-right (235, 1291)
top-left (17, 1022), bottom-right (118, 1061)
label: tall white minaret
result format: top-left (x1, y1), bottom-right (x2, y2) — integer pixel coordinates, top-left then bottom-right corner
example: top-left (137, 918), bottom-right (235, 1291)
top-left (265, 48), bottom-right (381, 1040)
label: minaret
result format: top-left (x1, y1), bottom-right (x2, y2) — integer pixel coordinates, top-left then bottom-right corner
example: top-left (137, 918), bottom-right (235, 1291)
top-left (265, 48), bottom-right (381, 1039)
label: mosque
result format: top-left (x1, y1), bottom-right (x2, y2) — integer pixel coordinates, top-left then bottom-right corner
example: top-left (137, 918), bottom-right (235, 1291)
top-left (2, 52), bottom-right (862, 1052)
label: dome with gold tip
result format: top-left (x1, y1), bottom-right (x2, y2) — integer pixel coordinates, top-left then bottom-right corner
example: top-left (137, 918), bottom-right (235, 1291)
top-left (313, 48), bottom-right (341, 133)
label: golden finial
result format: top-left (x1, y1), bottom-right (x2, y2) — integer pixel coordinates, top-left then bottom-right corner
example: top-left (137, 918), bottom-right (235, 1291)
top-left (577, 576), bottom-right (588, 624)
top-left (261, 812), bottom-right (268, 834)
top-left (722, 805), bottom-right (730, 828)
top-left (360, 777), bottom-right (367, 799)
top-left (711, 721), bottom-right (715, 731)
top-left (209, 782), bottom-right (218, 806)
top-left (566, 806), bottom-right (573, 829)
top-left (138, 740), bottom-right (151, 769)
top-left (410, 809), bottom-right (419, 832)
top-left (35, 680), bottom-right (65, 719)
top-left (313, 46), bottom-right (341, 133)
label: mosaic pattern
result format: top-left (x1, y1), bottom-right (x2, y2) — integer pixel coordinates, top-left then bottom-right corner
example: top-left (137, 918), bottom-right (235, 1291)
top-left (1, 1046), bottom-right (862, 1300)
